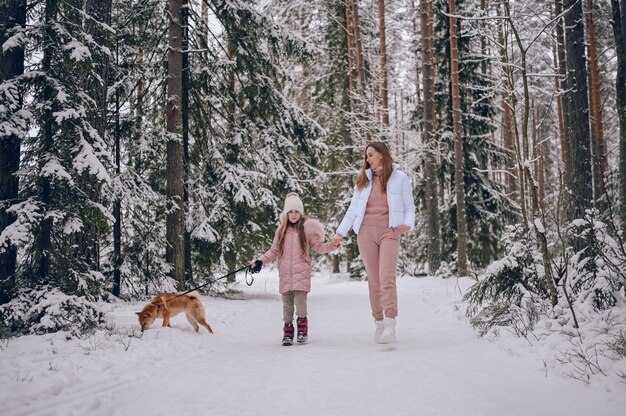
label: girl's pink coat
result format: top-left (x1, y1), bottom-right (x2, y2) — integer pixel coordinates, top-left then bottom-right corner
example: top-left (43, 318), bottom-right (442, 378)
top-left (258, 218), bottom-right (334, 294)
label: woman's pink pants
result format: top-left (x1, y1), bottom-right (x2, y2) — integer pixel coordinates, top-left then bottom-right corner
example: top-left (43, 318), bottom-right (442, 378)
top-left (357, 225), bottom-right (400, 320)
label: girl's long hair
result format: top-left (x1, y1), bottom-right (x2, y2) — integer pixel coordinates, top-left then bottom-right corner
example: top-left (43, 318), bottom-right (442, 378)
top-left (277, 215), bottom-right (308, 256)
top-left (355, 142), bottom-right (394, 191)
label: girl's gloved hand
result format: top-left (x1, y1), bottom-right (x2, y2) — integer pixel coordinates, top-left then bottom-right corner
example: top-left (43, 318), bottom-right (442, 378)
top-left (249, 260), bottom-right (263, 273)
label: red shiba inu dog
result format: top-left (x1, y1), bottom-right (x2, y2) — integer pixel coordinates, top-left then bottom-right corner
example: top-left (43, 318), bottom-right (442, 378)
top-left (135, 290), bottom-right (213, 333)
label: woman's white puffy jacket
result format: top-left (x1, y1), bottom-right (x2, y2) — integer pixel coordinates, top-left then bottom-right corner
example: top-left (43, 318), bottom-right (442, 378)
top-left (336, 164), bottom-right (415, 236)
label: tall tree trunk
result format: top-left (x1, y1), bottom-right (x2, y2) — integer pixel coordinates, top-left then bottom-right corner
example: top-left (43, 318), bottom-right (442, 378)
top-left (449, 0), bottom-right (468, 275)
top-left (480, 0), bottom-right (488, 76)
top-left (111, 12), bottom-right (122, 297)
top-left (585, 0), bottom-right (607, 213)
top-left (166, 0), bottom-right (185, 289)
top-left (412, 0), bottom-right (422, 111)
top-left (556, 0), bottom-right (572, 191)
top-left (497, 3), bottom-right (516, 197)
top-left (611, 0), bottom-right (626, 227)
top-left (345, 0), bottom-right (356, 113)
top-left (225, 33), bottom-right (238, 282)
top-left (378, 0), bottom-right (389, 125)
top-left (82, 0), bottom-right (112, 276)
top-left (421, 0), bottom-right (440, 274)
top-left (552, 8), bottom-right (567, 177)
top-left (0, 0), bottom-right (25, 302)
top-left (113, 45), bottom-right (121, 297)
top-left (563, 0), bottom-right (593, 223)
top-left (35, 0), bottom-right (59, 283)
top-left (351, 0), bottom-right (366, 99)
top-left (532, 105), bottom-right (545, 203)
top-left (181, 0), bottom-right (193, 286)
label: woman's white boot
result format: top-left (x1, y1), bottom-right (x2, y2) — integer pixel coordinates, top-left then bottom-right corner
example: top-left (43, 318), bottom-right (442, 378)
top-left (374, 320), bottom-right (384, 343)
top-left (378, 317), bottom-right (396, 344)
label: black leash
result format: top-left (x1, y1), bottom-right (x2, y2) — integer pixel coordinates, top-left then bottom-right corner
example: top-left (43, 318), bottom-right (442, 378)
top-left (164, 264), bottom-right (255, 304)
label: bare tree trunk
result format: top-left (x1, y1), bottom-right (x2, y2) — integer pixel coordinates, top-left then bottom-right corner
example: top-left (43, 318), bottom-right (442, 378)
top-left (585, 0), bottom-right (607, 213)
top-left (412, 0), bottom-right (422, 111)
top-left (563, 0), bottom-right (593, 223)
top-left (352, 0), bottom-right (366, 98)
top-left (480, 0), bottom-right (488, 76)
top-left (449, 0), bottom-right (468, 275)
top-left (532, 105), bottom-right (545, 203)
top-left (611, 0), bottom-right (626, 227)
top-left (497, 3), bottom-right (516, 197)
top-left (505, 0), bottom-right (559, 305)
top-left (345, 0), bottom-right (356, 113)
top-left (0, 0), bottom-right (25, 302)
top-left (556, 0), bottom-right (572, 191)
top-left (378, 0), bottom-right (389, 125)
top-left (166, 0), bottom-right (185, 289)
top-left (552, 10), bottom-right (567, 176)
top-left (113, 46), bottom-right (121, 297)
top-left (181, 0), bottom-right (193, 286)
top-left (421, 0), bottom-right (440, 274)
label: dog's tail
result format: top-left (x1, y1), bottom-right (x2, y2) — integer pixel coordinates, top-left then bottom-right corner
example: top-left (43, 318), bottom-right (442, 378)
top-left (186, 290), bottom-right (201, 300)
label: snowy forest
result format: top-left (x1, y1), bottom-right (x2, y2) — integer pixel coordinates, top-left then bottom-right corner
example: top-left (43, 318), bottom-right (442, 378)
top-left (1, 0), bottom-right (626, 376)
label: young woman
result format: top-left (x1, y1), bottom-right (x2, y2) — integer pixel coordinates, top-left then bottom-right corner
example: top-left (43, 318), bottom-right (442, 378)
top-left (331, 142), bottom-right (415, 344)
top-left (251, 193), bottom-right (339, 346)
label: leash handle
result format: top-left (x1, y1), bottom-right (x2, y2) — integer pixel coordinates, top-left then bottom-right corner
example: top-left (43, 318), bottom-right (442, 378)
top-left (245, 267), bottom-right (255, 286)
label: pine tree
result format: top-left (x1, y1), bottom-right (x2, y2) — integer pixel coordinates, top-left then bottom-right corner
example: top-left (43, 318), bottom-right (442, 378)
top-left (185, 0), bottom-right (324, 281)
top-left (0, 0), bottom-right (26, 302)
top-left (8, 0), bottom-right (113, 296)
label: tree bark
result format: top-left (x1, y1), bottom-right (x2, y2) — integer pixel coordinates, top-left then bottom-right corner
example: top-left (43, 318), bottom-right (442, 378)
top-left (563, 0), bottom-right (593, 223)
top-left (611, 0), bottom-right (626, 227)
top-left (480, 0), bottom-right (488, 76)
top-left (585, 0), bottom-right (607, 213)
top-left (497, 3), bottom-right (516, 197)
top-left (555, 0), bottom-right (571, 191)
top-left (552, 7), bottom-right (567, 176)
top-left (0, 0), bottom-right (25, 302)
top-left (412, 0), bottom-right (422, 111)
top-left (166, 0), bottom-right (185, 289)
top-left (378, 0), bottom-right (389, 125)
top-left (182, 0), bottom-right (193, 286)
top-left (345, 0), bottom-right (356, 113)
top-left (113, 57), bottom-right (121, 297)
top-left (351, 0), bottom-right (367, 99)
top-left (421, 0), bottom-right (440, 274)
top-left (449, 0), bottom-right (468, 275)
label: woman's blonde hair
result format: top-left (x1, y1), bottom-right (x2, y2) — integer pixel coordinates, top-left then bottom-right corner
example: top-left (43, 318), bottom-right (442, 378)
top-left (355, 142), bottom-right (394, 191)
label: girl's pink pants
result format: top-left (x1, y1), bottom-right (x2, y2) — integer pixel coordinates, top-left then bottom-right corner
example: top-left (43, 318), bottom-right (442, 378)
top-left (357, 225), bottom-right (401, 321)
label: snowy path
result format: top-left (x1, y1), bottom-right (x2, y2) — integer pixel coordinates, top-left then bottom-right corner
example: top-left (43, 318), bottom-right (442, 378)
top-left (1, 272), bottom-right (624, 416)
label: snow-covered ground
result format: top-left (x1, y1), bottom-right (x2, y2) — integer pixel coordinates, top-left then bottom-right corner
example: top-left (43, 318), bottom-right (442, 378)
top-left (1, 271), bottom-right (625, 416)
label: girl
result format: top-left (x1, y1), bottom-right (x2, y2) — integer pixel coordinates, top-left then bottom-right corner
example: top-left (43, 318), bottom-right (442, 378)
top-left (251, 192), bottom-right (339, 346)
top-left (331, 142), bottom-right (415, 344)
